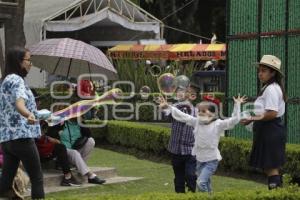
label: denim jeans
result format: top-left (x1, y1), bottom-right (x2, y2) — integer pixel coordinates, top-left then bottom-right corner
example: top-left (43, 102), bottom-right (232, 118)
top-left (196, 159), bottom-right (219, 193)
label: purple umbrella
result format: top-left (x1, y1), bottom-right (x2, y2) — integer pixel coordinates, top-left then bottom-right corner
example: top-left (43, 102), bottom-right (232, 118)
top-left (29, 38), bottom-right (117, 80)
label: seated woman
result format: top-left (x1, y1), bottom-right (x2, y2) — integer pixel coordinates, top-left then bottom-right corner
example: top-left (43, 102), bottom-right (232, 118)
top-left (36, 122), bottom-right (81, 187)
top-left (49, 119), bottom-right (105, 184)
top-left (31, 88), bottom-right (81, 187)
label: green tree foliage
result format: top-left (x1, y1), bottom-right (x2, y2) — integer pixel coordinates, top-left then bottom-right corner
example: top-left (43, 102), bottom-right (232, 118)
top-left (140, 0), bottom-right (226, 43)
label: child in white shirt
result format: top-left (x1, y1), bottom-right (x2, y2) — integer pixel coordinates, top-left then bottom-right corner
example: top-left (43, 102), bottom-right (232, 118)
top-left (159, 95), bottom-right (246, 193)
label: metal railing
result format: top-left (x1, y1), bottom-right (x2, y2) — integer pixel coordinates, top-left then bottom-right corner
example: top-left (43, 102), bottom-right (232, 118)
top-left (44, 0), bottom-right (162, 24)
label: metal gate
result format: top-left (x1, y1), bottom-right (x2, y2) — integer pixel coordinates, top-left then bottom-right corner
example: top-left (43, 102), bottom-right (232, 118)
top-left (226, 0), bottom-right (300, 143)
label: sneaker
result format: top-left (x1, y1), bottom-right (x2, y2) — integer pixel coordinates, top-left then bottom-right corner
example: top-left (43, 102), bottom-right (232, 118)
top-left (61, 176), bottom-right (82, 186)
top-left (88, 176), bottom-right (106, 184)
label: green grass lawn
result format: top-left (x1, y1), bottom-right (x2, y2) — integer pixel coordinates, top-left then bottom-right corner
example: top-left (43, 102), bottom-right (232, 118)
top-left (46, 147), bottom-right (265, 199)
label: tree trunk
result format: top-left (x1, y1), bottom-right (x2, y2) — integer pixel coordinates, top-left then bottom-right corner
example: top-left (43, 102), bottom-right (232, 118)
top-left (0, 0), bottom-right (25, 76)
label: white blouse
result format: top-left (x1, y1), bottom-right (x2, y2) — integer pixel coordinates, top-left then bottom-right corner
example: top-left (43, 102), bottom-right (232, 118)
top-left (254, 83), bottom-right (285, 117)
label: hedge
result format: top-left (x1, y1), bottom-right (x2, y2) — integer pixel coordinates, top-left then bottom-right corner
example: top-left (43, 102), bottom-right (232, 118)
top-left (89, 120), bottom-right (170, 153)
top-left (87, 120), bottom-right (300, 179)
top-left (61, 187), bottom-right (300, 200)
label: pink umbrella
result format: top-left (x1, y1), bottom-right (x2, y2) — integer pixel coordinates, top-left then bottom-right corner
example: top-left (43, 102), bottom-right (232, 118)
top-left (29, 38), bottom-right (117, 80)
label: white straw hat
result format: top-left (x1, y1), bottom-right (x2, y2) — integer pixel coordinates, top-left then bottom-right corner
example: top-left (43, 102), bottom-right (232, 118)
top-left (255, 55), bottom-right (283, 76)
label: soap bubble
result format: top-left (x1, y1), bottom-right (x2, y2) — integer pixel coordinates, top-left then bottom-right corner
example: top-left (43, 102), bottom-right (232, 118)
top-left (157, 73), bottom-right (176, 96)
top-left (173, 75), bottom-right (190, 89)
top-left (139, 86), bottom-right (151, 100)
top-left (149, 65), bottom-right (162, 77)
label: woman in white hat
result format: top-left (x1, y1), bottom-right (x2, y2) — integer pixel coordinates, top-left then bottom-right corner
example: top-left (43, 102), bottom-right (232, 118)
top-left (241, 55), bottom-right (286, 190)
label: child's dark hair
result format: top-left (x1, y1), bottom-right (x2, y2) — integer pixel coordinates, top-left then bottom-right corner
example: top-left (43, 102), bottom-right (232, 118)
top-left (189, 84), bottom-right (200, 94)
top-left (197, 101), bottom-right (219, 116)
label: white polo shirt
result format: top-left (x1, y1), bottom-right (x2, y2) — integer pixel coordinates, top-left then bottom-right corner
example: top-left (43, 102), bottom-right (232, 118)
top-left (254, 83), bottom-right (285, 117)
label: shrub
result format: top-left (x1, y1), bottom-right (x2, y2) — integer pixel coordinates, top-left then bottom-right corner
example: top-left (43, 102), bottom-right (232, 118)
top-left (89, 120), bottom-right (170, 154)
top-left (61, 186), bottom-right (300, 200)
top-left (87, 120), bottom-right (300, 179)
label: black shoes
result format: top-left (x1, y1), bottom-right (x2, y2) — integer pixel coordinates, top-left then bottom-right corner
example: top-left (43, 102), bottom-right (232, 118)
top-left (60, 174), bottom-right (105, 186)
top-left (61, 176), bottom-right (81, 186)
top-left (88, 176), bottom-right (106, 184)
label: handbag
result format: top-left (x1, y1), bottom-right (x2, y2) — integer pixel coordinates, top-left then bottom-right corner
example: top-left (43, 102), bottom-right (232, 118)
top-left (66, 122), bottom-right (89, 150)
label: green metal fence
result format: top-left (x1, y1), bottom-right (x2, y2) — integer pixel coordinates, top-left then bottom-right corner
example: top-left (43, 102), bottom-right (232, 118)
top-left (261, 0), bottom-right (286, 32)
top-left (287, 35), bottom-right (300, 98)
top-left (286, 35), bottom-right (300, 143)
top-left (287, 104), bottom-right (300, 143)
top-left (227, 39), bottom-right (258, 140)
top-left (289, 0), bottom-right (300, 30)
top-left (260, 36), bottom-right (286, 71)
top-left (229, 0), bottom-right (258, 35)
top-left (227, 0), bottom-right (300, 143)
top-left (227, 39), bottom-right (258, 97)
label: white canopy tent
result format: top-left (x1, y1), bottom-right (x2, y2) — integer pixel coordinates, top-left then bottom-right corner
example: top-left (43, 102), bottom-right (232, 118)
top-left (25, 0), bottom-right (163, 47)
top-left (24, 0), bottom-right (163, 87)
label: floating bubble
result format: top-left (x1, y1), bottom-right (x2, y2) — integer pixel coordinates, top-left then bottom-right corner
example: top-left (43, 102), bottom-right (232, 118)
top-left (157, 73), bottom-right (176, 96)
top-left (140, 86), bottom-right (151, 100)
top-left (149, 65), bottom-right (162, 77)
top-left (173, 75), bottom-right (190, 90)
top-left (94, 88), bottom-right (124, 104)
top-left (47, 88), bottom-right (124, 126)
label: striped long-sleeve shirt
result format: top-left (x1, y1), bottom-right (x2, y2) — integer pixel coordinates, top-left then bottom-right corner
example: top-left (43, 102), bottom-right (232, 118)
top-left (164, 101), bottom-right (195, 155)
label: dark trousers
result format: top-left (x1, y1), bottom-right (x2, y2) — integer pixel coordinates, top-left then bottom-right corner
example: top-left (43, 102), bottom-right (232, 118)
top-left (0, 138), bottom-right (45, 199)
top-left (171, 154), bottom-right (197, 193)
top-left (52, 143), bottom-right (71, 174)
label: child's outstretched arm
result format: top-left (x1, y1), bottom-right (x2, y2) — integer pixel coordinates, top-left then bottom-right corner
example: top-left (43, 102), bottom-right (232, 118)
top-left (218, 94), bottom-right (247, 131)
top-left (158, 97), bottom-right (197, 127)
